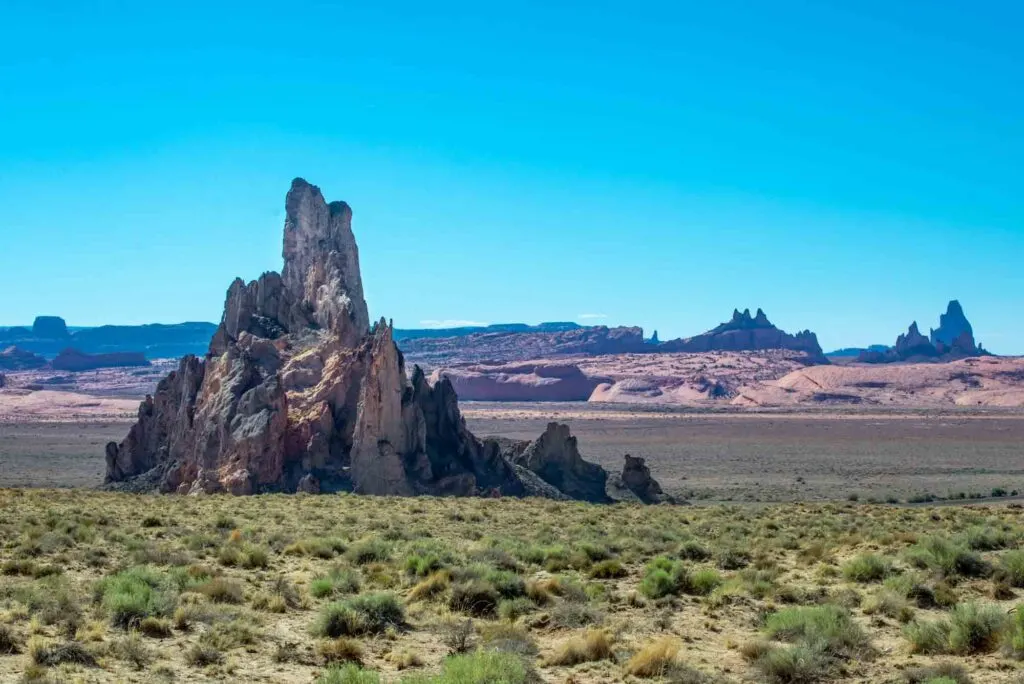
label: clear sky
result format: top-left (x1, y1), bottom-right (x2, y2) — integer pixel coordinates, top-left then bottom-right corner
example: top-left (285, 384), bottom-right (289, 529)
top-left (1, 1), bottom-right (1022, 353)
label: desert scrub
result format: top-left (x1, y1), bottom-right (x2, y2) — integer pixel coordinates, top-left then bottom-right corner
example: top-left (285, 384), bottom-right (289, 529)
top-left (842, 554), bottom-right (894, 583)
top-left (625, 636), bottom-right (682, 677)
top-left (313, 593), bottom-right (404, 637)
top-left (424, 650), bottom-right (531, 683)
top-left (996, 550), bottom-right (1024, 587)
top-left (905, 537), bottom-right (990, 578)
top-left (589, 559), bottom-right (627, 579)
top-left (95, 566), bottom-right (178, 629)
top-left (449, 579), bottom-right (500, 617)
top-left (346, 539), bottom-right (392, 565)
top-left (904, 602), bottom-right (1006, 655)
top-left (285, 537), bottom-right (347, 559)
top-left (958, 525), bottom-right (1014, 551)
top-left (753, 604), bottom-right (872, 681)
top-left (311, 566), bottom-right (362, 599)
top-left (639, 557), bottom-right (689, 599)
top-left (318, 663), bottom-right (380, 683)
top-left (546, 628), bottom-right (612, 666)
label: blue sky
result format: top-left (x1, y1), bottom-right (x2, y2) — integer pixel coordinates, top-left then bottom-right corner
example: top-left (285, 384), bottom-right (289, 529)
top-left (1, 1), bottom-right (1022, 353)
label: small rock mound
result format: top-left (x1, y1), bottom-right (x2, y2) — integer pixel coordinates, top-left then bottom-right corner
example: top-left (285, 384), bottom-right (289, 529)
top-left (508, 422), bottom-right (610, 503)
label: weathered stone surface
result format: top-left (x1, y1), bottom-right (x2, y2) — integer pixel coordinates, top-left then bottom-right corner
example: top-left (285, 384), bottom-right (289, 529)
top-left (0, 373), bottom-right (6, 389)
top-left (510, 422), bottom-right (609, 503)
top-left (105, 178), bottom-right (625, 502)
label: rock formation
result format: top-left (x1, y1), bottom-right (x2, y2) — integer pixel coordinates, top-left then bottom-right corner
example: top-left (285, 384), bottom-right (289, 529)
top-left (0, 346), bottom-right (48, 371)
top-left (606, 454), bottom-right (674, 504)
top-left (51, 349), bottom-right (150, 372)
top-left (859, 301), bottom-right (986, 363)
top-left (0, 373), bottom-right (6, 389)
top-left (657, 309), bottom-right (826, 363)
top-left (400, 326), bottom-right (646, 367)
top-left (32, 316), bottom-right (70, 340)
top-left (429, 362), bottom-right (608, 402)
top-left (931, 300), bottom-right (973, 348)
top-left (507, 422), bottom-right (610, 503)
top-left (105, 178), bottom-right (646, 503)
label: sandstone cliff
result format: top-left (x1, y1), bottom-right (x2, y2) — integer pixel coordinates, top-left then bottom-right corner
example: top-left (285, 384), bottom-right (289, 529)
top-left (51, 349), bottom-right (151, 372)
top-left (105, 179), bottom-right (635, 502)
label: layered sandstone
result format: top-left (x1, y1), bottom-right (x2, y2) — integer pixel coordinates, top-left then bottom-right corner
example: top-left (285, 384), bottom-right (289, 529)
top-left (104, 178), bottom-right (630, 502)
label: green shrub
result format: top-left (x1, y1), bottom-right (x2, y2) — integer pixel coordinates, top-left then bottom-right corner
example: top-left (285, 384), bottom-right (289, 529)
top-left (764, 605), bottom-right (871, 659)
top-left (96, 567), bottom-right (177, 629)
top-left (450, 580), bottom-right (500, 617)
top-left (948, 602), bottom-right (1006, 655)
top-left (639, 558), bottom-right (689, 599)
top-left (679, 540), bottom-right (711, 561)
top-left (752, 644), bottom-right (830, 684)
top-left (311, 567), bottom-right (362, 599)
top-left (959, 525), bottom-right (1013, 551)
top-left (906, 537), bottom-right (990, 578)
top-left (589, 559), bottom-right (627, 579)
top-left (1002, 603), bottom-right (1024, 659)
top-left (690, 568), bottom-right (723, 596)
top-left (317, 664), bottom-right (380, 684)
top-left (997, 551), bottom-right (1024, 587)
top-left (842, 554), bottom-right (893, 583)
top-left (313, 593), bottom-right (404, 637)
top-left (426, 650), bottom-right (529, 683)
top-left (904, 619), bottom-right (952, 655)
top-left (346, 539), bottom-right (391, 565)
top-left (498, 597), bottom-right (535, 622)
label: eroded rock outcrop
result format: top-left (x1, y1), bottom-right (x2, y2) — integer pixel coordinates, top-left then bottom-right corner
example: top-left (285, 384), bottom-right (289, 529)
top-left (859, 301), bottom-right (986, 363)
top-left (607, 454), bottom-right (674, 504)
top-left (657, 309), bottom-right (826, 363)
top-left (104, 178), bottom-right (640, 503)
top-left (509, 422), bottom-right (609, 503)
top-left (429, 362), bottom-right (607, 401)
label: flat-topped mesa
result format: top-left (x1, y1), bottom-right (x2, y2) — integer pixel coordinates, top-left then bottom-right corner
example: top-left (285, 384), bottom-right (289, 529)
top-left (104, 178), bottom-right (645, 503)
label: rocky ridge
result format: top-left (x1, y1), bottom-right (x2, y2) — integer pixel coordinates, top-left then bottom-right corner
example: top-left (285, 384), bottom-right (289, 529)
top-left (104, 178), bottom-right (663, 502)
top-left (657, 308), bottom-right (826, 362)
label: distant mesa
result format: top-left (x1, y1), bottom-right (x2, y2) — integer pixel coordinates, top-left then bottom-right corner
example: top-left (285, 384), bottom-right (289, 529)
top-left (51, 349), bottom-right (151, 372)
top-left (656, 308), bottom-right (826, 363)
top-left (859, 301), bottom-right (987, 364)
top-left (430, 362), bottom-right (610, 402)
top-left (0, 317), bottom-right (216, 360)
top-left (32, 316), bottom-right (70, 340)
top-left (394, 321), bottom-right (583, 341)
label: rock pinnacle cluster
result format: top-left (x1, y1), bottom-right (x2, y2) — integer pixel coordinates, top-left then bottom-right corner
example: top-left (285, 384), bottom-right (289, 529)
top-left (105, 179), bottom-right (665, 503)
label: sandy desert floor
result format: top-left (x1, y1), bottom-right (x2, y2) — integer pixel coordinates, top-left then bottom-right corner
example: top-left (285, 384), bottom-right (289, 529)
top-left (2, 402), bottom-right (1024, 504)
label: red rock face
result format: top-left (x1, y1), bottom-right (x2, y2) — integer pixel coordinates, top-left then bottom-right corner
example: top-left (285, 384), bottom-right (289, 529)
top-left (104, 178), bottom-right (617, 502)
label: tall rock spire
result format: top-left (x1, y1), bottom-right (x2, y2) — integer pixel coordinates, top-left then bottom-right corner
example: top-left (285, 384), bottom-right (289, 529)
top-left (282, 178), bottom-right (370, 339)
